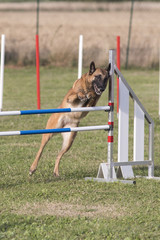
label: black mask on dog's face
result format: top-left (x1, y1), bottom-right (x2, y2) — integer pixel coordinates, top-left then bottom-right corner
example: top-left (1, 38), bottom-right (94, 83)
top-left (89, 62), bottom-right (110, 96)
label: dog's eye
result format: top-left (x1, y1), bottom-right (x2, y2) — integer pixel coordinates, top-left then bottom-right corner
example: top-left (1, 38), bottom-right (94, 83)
top-left (96, 75), bottom-right (101, 79)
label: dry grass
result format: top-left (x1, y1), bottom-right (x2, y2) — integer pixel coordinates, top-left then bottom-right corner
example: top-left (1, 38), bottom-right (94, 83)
top-left (0, 2), bottom-right (160, 67)
top-left (13, 201), bottom-right (126, 218)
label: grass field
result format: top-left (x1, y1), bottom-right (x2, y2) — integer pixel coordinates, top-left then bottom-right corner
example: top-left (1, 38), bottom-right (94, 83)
top-left (0, 65), bottom-right (160, 239)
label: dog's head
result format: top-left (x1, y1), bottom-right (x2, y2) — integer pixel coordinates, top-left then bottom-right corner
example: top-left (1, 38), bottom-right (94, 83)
top-left (88, 61), bottom-right (110, 96)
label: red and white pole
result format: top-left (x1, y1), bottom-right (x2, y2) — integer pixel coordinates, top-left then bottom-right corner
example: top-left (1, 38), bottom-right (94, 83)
top-left (36, 34), bottom-right (40, 110)
top-left (108, 49), bottom-right (115, 179)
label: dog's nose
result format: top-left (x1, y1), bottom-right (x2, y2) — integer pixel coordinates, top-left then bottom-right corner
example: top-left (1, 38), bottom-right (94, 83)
top-left (100, 87), bottom-right (105, 92)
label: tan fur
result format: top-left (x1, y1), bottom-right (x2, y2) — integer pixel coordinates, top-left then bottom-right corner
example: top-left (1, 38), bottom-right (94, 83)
top-left (29, 62), bottom-right (110, 177)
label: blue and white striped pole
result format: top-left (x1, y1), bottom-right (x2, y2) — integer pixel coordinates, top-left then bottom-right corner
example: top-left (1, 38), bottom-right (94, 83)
top-left (0, 106), bottom-right (110, 116)
top-left (0, 125), bottom-right (111, 136)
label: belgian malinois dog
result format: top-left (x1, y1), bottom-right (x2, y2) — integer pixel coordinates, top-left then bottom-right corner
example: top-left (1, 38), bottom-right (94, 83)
top-left (29, 62), bottom-right (110, 177)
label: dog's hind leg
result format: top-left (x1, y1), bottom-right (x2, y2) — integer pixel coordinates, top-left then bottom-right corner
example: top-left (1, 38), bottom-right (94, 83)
top-left (29, 132), bottom-right (53, 176)
top-left (53, 130), bottom-right (77, 177)
top-left (29, 113), bottom-right (61, 176)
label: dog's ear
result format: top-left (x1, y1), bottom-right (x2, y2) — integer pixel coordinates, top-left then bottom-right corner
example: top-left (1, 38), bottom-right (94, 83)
top-left (106, 63), bottom-right (111, 73)
top-left (89, 61), bottom-right (96, 75)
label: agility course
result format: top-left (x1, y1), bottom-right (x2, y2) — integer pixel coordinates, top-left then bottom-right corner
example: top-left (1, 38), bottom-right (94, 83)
top-left (1, 2), bottom-right (160, 238)
top-left (0, 49), bottom-right (159, 184)
top-left (0, 51), bottom-right (160, 239)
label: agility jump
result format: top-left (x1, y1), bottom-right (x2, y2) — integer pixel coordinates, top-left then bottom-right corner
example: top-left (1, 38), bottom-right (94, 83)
top-left (86, 50), bottom-right (159, 183)
top-left (0, 106), bottom-right (111, 135)
top-left (0, 50), bottom-right (159, 183)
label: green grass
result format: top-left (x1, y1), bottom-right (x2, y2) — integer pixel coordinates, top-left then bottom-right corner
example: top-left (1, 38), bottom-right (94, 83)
top-left (0, 66), bottom-right (160, 240)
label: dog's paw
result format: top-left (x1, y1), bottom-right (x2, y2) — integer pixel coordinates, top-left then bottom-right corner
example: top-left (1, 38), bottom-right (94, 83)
top-left (86, 92), bottom-right (94, 99)
top-left (79, 96), bottom-right (88, 102)
top-left (29, 168), bottom-right (36, 176)
top-left (78, 93), bottom-right (88, 102)
top-left (53, 172), bottom-right (60, 178)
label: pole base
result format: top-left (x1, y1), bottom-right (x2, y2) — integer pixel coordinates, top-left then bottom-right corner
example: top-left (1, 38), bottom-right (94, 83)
top-left (85, 177), bottom-right (136, 185)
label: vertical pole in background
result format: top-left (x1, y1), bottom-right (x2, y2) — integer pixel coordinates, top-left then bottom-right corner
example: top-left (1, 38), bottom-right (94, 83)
top-left (148, 122), bottom-right (154, 178)
top-left (0, 34), bottom-right (5, 112)
top-left (36, 0), bottom-right (41, 109)
top-left (125, 0), bottom-right (134, 69)
top-left (36, 35), bottom-right (40, 110)
top-left (159, 44), bottom-right (160, 119)
top-left (78, 35), bottom-right (83, 79)
top-left (117, 36), bottom-right (120, 117)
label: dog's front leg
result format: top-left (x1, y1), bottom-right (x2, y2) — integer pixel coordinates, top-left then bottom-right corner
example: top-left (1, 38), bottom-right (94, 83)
top-left (67, 92), bottom-right (78, 103)
top-left (77, 92), bottom-right (88, 103)
top-left (85, 92), bottom-right (99, 107)
top-left (67, 92), bottom-right (87, 104)
top-left (86, 92), bottom-right (94, 100)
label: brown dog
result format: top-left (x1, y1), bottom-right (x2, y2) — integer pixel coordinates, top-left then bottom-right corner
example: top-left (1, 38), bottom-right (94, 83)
top-left (29, 62), bottom-right (110, 177)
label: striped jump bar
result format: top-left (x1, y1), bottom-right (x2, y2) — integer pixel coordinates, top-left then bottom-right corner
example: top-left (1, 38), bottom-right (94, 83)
top-left (0, 125), bottom-right (111, 136)
top-left (0, 106), bottom-right (110, 116)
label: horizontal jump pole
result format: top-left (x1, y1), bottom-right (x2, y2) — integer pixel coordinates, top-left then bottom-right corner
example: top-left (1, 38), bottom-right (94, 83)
top-left (112, 160), bottom-right (152, 167)
top-left (0, 125), bottom-right (110, 136)
top-left (0, 106), bottom-right (110, 116)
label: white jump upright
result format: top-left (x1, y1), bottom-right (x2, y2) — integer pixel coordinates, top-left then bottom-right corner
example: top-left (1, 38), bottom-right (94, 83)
top-left (0, 34), bottom-right (5, 112)
top-left (86, 49), bottom-right (159, 183)
top-left (115, 65), bottom-right (155, 180)
top-left (134, 102), bottom-right (144, 162)
top-left (86, 50), bottom-right (118, 183)
top-left (96, 49), bottom-right (116, 181)
top-left (117, 77), bottom-right (134, 179)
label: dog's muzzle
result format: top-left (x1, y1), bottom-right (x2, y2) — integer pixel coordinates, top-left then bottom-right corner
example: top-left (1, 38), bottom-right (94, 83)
top-left (93, 83), bottom-right (105, 96)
